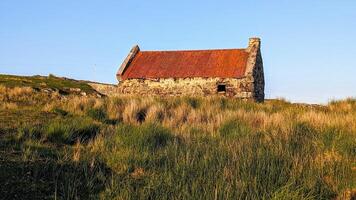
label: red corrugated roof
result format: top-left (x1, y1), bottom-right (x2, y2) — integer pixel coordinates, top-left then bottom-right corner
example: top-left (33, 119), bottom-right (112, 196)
top-left (120, 49), bottom-right (249, 80)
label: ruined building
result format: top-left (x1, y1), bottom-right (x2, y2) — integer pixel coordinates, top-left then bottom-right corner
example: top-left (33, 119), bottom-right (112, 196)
top-left (117, 38), bottom-right (264, 102)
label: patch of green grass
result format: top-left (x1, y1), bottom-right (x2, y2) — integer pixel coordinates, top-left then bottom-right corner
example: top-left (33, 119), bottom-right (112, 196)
top-left (86, 107), bottom-right (107, 121)
top-left (0, 155), bottom-right (109, 199)
top-left (219, 118), bottom-right (251, 138)
top-left (288, 122), bottom-right (317, 156)
top-left (270, 184), bottom-right (314, 200)
top-left (320, 126), bottom-right (356, 157)
top-left (99, 125), bottom-right (340, 199)
top-left (16, 126), bottom-right (43, 141)
top-left (0, 109), bottom-right (57, 134)
top-left (45, 117), bottom-right (100, 144)
top-left (114, 123), bottom-right (174, 152)
top-left (52, 108), bottom-right (69, 116)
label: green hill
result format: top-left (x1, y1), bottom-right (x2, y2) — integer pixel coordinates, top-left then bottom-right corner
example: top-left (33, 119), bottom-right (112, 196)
top-left (0, 74), bottom-right (100, 96)
top-left (0, 74), bottom-right (355, 199)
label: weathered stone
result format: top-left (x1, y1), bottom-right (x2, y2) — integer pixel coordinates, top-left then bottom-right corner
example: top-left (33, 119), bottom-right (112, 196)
top-left (69, 88), bottom-right (81, 92)
top-left (117, 77), bottom-right (259, 100)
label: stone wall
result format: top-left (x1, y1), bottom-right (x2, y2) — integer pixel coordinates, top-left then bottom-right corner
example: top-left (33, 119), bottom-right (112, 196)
top-left (252, 49), bottom-right (265, 102)
top-left (87, 82), bottom-right (119, 96)
top-left (244, 37), bottom-right (265, 102)
top-left (117, 77), bottom-right (254, 99)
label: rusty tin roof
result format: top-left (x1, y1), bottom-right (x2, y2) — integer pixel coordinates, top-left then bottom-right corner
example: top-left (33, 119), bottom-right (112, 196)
top-left (120, 48), bottom-right (249, 80)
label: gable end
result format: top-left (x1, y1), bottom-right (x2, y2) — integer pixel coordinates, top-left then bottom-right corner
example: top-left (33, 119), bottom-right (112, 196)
top-left (116, 45), bottom-right (140, 81)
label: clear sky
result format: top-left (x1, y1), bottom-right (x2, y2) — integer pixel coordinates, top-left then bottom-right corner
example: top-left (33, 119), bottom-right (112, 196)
top-left (1, 0), bottom-right (355, 103)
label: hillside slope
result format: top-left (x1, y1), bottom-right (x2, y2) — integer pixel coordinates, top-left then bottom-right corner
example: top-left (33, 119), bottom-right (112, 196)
top-left (0, 74), bottom-right (102, 96)
top-left (0, 75), bottom-right (355, 199)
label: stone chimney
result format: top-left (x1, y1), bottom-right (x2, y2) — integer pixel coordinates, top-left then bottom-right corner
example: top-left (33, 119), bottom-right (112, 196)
top-left (245, 37), bottom-right (261, 76)
top-left (247, 37), bottom-right (261, 52)
top-left (244, 37), bottom-right (264, 102)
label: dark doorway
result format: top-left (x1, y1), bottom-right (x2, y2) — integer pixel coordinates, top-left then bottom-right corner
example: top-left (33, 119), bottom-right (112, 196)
top-left (217, 84), bottom-right (226, 93)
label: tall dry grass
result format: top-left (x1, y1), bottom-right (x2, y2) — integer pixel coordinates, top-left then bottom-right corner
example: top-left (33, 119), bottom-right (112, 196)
top-left (0, 87), bottom-right (355, 199)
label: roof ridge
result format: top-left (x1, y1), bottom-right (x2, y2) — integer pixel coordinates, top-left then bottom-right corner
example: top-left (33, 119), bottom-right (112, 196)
top-left (140, 48), bottom-right (246, 53)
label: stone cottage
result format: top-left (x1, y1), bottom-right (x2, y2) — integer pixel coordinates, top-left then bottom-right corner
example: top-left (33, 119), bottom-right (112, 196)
top-left (117, 38), bottom-right (265, 102)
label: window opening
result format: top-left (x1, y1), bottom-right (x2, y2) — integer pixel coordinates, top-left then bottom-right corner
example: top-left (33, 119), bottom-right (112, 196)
top-left (217, 84), bottom-right (226, 93)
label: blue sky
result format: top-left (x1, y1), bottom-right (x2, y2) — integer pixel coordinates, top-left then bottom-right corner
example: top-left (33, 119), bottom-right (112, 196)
top-left (0, 0), bottom-right (355, 103)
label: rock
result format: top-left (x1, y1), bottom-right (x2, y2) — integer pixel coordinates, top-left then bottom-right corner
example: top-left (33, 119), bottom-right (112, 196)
top-left (69, 88), bottom-right (81, 92)
top-left (42, 88), bottom-right (53, 93)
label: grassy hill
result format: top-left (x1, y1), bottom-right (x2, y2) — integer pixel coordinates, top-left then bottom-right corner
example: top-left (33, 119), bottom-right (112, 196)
top-left (0, 75), bottom-right (355, 199)
top-left (0, 74), bottom-right (100, 96)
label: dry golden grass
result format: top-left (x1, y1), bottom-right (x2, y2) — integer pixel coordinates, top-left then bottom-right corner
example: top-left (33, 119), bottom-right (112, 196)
top-left (0, 102), bottom-right (18, 109)
top-left (122, 99), bottom-right (143, 124)
top-left (145, 104), bottom-right (165, 123)
top-left (0, 86), bottom-right (33, 101)
top-left (0, 86), bottom-right (355, 199)
top-left (89, 95), bottom-right (356, 141)
top-left (2, 87), bottom-right (354, 138)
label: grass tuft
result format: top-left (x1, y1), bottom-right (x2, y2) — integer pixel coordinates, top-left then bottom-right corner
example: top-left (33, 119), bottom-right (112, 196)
top-left (219, 118), bottom-right (251, 138)
top-left (116, 123), bottom-right (174, 151)
top-left (86, 107), bottom-right (107, 121)
top-left (52, 107), bottom-right (69, 116)
top-left (45, 117), bottom-right (100, 144)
